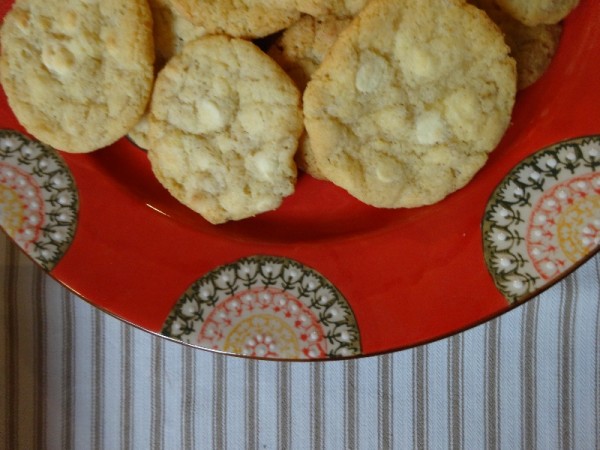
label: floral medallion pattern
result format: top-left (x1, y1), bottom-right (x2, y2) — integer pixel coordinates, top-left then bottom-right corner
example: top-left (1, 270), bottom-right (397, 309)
top-left (483, 136), bottom-right (600, 304)
top-left (0, 130), bottom-right (78, 271)
top-left (162, 256), bottom-right (362, 359)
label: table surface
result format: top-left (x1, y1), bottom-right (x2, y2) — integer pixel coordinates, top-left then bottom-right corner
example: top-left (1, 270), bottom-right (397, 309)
top-left (1, 231), bottom-right (599, 449)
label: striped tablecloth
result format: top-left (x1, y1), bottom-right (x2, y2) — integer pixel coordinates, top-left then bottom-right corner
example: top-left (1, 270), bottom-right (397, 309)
top-left (1, 231), bottom-right (599, 449)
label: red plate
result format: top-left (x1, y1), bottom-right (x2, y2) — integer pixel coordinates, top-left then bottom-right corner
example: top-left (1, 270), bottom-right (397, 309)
top-left (1, 0), bottom-right (599, 359)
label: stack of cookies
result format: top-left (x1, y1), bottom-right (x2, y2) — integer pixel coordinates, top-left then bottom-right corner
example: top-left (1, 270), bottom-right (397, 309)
top-left (0, 0), bottom-right (579, 223)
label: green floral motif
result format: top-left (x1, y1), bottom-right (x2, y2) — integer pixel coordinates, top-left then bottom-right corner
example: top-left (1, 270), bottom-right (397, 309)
top-left (163, 255), bottom-right (362, 359)
top-left (483, 136), bottom-right (600, 304)
top-left (0, 130), bottom-right (78, 271)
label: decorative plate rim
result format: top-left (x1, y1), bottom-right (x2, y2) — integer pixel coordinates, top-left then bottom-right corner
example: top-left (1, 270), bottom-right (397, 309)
top-left (482, 134), bottom-right (600, 304)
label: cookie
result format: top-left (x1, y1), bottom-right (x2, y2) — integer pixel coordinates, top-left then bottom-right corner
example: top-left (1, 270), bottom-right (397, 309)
top-left (295, 0), bottom-right (369, 18)
top-left (0, 0), bottom-right (154, 153)
top-left (169, 0), bottom-right (301, 39)
top-left (128, 113), bottom-right (153, 151)
top-left (149, 0), bottom-right (207, 67)
top-left (147, 36), bottom-right (303, 224)
top-left (269, 14), bottom-right (352, 179)
top-left (470, 0), bottom-right (562, 89)
top-left (303, 0), bottom-right (517, 208)
top-left (270, 14), bottom-right (352, 91)
top-left (494, 0), bottom-right (580, 25)
top-left (128, 0), bottom-right (207, 150)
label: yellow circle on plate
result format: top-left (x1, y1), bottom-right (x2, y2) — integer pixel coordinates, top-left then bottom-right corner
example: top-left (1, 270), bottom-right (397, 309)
top-left (224, 314), bottom-right (301, 359)
top-left (0, 183), bottom-right (26, 237)
top-left (557, 194), bottom-right (600, 262)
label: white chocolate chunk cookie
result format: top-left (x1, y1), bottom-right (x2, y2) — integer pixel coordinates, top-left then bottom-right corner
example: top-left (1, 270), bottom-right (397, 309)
top-left (149, 0), bottom-right (207, 67)
top-left (128, 0), bottom-right (207, 150)
top-left (148, 36), bottom-right (303, 224)
top-left (303, 0), bottom-right (517, 208)
top-left (269, 14), bottom-right (352, 179)
top-left (128, 112), bottom-right (153, 151)
top-left (495, 0), bottom-right (580, 25)
top-left (0, 0), bottom-right (154, 153)
top-left (169, 0), bottom-right (301, 39)
top-left (295, 0), bottom-right (369, 18)
top-left (470, 0), bottom-right (562, 89)
top-left (270, 14), bottom-right (352, 91)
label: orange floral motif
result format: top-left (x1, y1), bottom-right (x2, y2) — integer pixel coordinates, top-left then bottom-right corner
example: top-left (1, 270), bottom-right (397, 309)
top-left (199, 287), bottom-right (327, 359)
top-left (527, 173), bottom-right (600, 279)
top-left (162, 255), bottom-right (361, 359)
top-left (0, 130), bottom-right (78, 270)
top-left (0, 162), bottom-right (45, 250)
top-left (483, 136), bottom-right (600, 303)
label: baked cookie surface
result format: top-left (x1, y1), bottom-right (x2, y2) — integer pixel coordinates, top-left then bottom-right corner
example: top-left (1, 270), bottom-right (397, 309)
top-left (270, 14), bottom-right (352, 91)
top-left (295, 0), bottom-right (369, 17)
top-left (128, 0), bottom-right (207, 150)
top-left (149, 0), bottom-right (207, 67)
top-left (270, 14), bottom-right (352, 179)
top-left (148, 36), bottom-right (302, 224)
top-left (0, 0), bottom-right (154, 153)
top-left (169, 0), bottom-right (300, 38)
top-left (303, 0), bottom-right (517, 208)
top-left (495, 0), bottom-right (580, 25)
top-left (470, 0), bottom-right (562, 89)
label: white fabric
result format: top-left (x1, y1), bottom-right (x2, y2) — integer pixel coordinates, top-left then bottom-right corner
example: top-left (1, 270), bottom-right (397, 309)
top-left (1, 232), bottom-right (599, 449)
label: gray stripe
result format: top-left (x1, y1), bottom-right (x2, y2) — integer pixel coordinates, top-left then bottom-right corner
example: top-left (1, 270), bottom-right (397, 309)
top-left (212, 354), bottom-right (227, 450)
top-left (378, 354), bottom-right (393, 450)
top-left (151, 338), bottom-right (164, 450)
top-left (182, 348), bottom-right (196, 450)
top-left (246, 359), bottom-right (259, 450)
top-left (484, 319), bottom-right (501, 450)
top-left (5, 243), bottom-right (18, 449)
top-left (559, 275), bottom-right (577, 450)
top-left (595, 257), bottom-right (600, 450)
top-left (33, 267), bottom-right (47, 449)
top-left (120, 322), bottom-right (134, 450)
top-left (413, 346), bottom-right (428, 450)
top-left (277, 363), bottom-right (292, 450)
top-left (311, 362), bottom-right (324, 450)
top-left (344, 359), bottom-right (358, 450)
top-left (448, 334), bottom-right (463, 450)
top-left (521, 299), bottom-right (539, 450)
top-left (91, 308), bottom-right (105, 450)
top-left (61, 289), bottom-right (74, 450)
